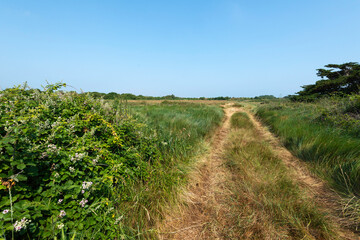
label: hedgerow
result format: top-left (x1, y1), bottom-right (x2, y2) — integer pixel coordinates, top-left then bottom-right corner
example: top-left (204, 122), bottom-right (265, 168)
top-left (0, 83), bottom-right (162, 239)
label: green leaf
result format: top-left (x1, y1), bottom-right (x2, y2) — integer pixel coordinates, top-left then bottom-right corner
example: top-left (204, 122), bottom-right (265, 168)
top-left (17, 163), bottom-right (26, 170)
top-left (78, 223), bottom-right (84, 230)
top-left (17, 174), bottom-right (28, 181)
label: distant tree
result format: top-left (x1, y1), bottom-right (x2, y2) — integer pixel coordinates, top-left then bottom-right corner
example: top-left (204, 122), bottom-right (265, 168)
top-left (88, 92), bottom-right (106, 99)
top-left (254, 95), bottom-right (276, 99)
top-left (210, 96), bottom-right (230, 100)
top-left (120, 93), bottom-right (138, 100)
top-left (293, 62), bottom-right (360, 101)
top-left (162, 94), bottom-right (177, 100)
top-left (103, 92), bottom-right (120, 100)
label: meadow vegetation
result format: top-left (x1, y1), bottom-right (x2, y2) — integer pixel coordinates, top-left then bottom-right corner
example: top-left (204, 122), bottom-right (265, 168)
top-left (256, 95), bottom-right (360, 228)
top-left (0, 84), bottom-right (223, 239)
top-left (222, 112), bottom-right (336, 239)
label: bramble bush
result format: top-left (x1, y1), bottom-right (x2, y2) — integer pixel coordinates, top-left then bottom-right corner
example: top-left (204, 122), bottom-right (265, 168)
top-left (0, 83), bottom-right (162, 239)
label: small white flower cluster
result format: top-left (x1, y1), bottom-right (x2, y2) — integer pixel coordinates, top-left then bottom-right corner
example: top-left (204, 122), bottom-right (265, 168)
top-left (14, 218), bottom-right (31, 232)
top-left (79, 198), bottom-right (88, 207)
top-left (59, 210), bottom-right (66, 218)
top-left (57, 223), bottom-right (65, 229)
top-left (71, 153), bottom-right (86, 162)
top-left (38, 119), bottom-right (51, 130)
top-left (82, 181), bottom-right (93, 190)
top-left (47, 144), bottom-right (59, 153)
top-left (69, 166), bottom-right (75, 172)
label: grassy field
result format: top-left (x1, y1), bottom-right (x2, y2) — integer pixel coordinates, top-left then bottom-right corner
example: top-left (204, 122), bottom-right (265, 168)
top-left (124, 101), bottom-right (224, 237)
top-left (3, 84), bottom-right (360, 239)
top-left (255, 97), bottom-right (360, 228)
top-left (222, 112), bottom-right (336, 239)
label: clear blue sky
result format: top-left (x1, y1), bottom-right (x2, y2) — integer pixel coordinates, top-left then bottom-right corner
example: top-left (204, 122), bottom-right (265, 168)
top-left (1, 0), bottom-right (359, 97)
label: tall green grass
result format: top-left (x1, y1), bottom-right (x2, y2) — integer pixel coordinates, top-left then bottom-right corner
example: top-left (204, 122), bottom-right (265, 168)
top-left (130, 102), bottom-right (224, 164)
top-left (222, 112), bottom-right (336, 239)
top-left (120, 102), bottom-right (224, 238)
top-left (256, 100), bottom-right (360, 227)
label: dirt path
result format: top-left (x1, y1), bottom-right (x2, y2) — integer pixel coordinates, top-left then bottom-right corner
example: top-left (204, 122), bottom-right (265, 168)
top-left (158, 104), bottom-right (237, 239)
top-left (158, 103), bottom-right (359, 239)
top-left (241, 107), bottom-right (359, 240)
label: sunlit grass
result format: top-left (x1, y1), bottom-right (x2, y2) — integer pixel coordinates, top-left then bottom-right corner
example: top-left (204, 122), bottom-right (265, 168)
top-left (118, 101), bottom-right (224, 238)
top-left (256, 99), bottom-right (360, 228)
top-left (222, 112), bottom-right (337, 239)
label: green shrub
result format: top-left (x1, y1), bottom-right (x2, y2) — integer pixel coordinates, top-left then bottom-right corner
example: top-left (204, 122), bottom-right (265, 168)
top-left (0, 83), bottom-right (161, 239)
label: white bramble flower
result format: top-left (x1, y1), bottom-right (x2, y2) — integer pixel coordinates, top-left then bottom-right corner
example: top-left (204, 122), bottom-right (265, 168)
top-left (2, 209), bottom-right (9, 214)
top-left (14, 217), bottom-right (31, 232)
top-left (47, 144), bottom-right (59, 153)
top-left (57, 223), bottom-right (65, 229)
top-left (58, 199), bottom-right (63, 204)
top-left (82, 181), bottom-right (93, 190)
top-left (71, 153), bottom-right (86, 162)
top-left (59, 210), bottom-right (66, 218)
top-left (79, 199), bottom-right (88, 207)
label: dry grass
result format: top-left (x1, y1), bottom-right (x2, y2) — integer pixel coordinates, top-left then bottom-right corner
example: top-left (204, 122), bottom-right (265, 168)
top-left (157, 105), bottom-right (237, 239)
top-left (157, 103), bottom-right (358, 239)
top-left (127, 99), bottom-right (229, 105)
top-left (221, 108), bottom-right (360, 239)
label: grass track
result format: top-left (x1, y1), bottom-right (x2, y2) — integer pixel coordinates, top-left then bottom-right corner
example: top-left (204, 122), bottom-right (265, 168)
top-left (222, 110), bottom-right (338, 239)
top-left (256, 101), bottom-right (360, 229)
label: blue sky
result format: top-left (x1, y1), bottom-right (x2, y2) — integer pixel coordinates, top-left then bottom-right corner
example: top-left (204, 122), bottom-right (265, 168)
top-left (1, 0), bottom-right (359, 97)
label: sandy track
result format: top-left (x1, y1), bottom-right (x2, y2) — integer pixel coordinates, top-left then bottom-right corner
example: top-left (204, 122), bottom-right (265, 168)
top-left (241, 108), bottom-right (359, 240)
top-left (157, 103), bottom-right (359, 240)
top-left (158, 104), bottom-right (237, 239)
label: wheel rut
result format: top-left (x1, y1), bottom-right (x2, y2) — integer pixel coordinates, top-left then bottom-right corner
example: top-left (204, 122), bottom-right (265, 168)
top-left (157, 103), bottom-right (359, 240)
top-left (158, 104), bottom-right (237, 239)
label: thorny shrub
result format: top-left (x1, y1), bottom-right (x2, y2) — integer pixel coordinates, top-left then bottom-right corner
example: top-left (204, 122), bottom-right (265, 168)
top-left (0, 83), bottom-right (161, 239)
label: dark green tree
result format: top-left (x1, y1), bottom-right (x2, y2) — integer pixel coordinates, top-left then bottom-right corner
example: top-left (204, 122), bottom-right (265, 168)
top-left (293, 62), bottom-right (360, 101)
